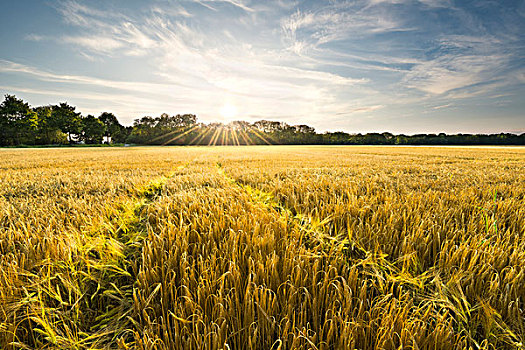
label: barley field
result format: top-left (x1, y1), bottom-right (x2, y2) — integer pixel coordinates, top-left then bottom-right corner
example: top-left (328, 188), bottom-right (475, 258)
top-left (0, 146), bottom-right (524, 350)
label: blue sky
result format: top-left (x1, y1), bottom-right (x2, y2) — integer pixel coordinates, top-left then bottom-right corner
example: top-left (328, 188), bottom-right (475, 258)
top-left (1, 0), bottom-right (524, 134)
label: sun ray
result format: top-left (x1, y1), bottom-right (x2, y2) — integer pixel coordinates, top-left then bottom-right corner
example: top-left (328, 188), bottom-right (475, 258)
top-left (143, 123), bottom-right (279, 146)
top-left (211, 127), bottom-right (220, 146)
top-left (231, 128), bottom-right (241, 146)
top-left (248, 126), bottom-right (274, 145)
top-left (148, 128), bottom-right (183, 144)
top-left (215, 127), bottom-right (224, 146)
top-left (211, 127), bottom-right (223, 146)
top-left (189, 126), bottom-right (213, 145)
top-left (162, 125), bottom-right (200, 145)
top-left (220, 127), bottom-right (227, 145)
top-left (238, 129), bottom-right (252, 145)
top-left (207, 127), bottom-right (221, 146)
top-left (230, 127), bottom-right (236, 146)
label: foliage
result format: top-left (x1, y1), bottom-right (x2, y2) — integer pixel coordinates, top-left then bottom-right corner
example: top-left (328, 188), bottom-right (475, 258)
top-left (34, 106), bottom-right (68, 145)
top-left (50, 102), bottom-right (83, 142)
top-left (99, 112), bottom-right (122, 143)
top-left (81, 115), bottom-right (106, 144)
top-left (0, 95), bottom-right (128, 146)
top-left (0, 95), bottom-right (38, 145)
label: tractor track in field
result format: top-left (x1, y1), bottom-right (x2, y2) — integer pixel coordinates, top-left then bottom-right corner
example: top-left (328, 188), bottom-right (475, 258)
top-left (27, 163), bottom-right (192, 348)
top-left (215, 163), bottom-right (358, 259)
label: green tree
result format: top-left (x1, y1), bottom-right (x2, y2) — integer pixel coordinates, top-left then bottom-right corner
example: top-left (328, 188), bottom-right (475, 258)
top-left (176, 114), bottom-right (197, 127)
top-left (127, 116), bottom-right (156, 144)
top-left (34, 106), bottom-right (67, 144)
top-left (81, 115), bottom-right (106, 144)
top-left (115, 126), bottom-right (133, 144)
top-left (99, 112), bottom-right (122, 143)
top-left (51, 103), bottom-right (82, 142)
top-left (0, 94), bottom-right (38, 145)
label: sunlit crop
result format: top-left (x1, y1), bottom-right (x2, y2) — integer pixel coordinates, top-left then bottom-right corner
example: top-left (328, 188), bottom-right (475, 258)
top-left (1, 146), bottom-right (524, 349)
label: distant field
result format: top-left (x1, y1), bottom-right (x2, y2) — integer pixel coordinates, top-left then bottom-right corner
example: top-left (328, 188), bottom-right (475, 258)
top-left (1, 146), bottom-right (524, 349)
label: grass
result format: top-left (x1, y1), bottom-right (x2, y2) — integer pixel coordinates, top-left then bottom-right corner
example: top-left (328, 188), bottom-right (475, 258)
top-left (0, 145), bottom-right (524, 349)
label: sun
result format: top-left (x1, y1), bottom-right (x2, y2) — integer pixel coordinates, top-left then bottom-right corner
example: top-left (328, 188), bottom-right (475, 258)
top-left (220, 103), bottom-right (238, 119)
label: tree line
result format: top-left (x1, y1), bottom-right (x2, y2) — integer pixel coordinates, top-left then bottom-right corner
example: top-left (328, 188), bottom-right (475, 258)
top-left (1, 94), bottom-right (524, 146)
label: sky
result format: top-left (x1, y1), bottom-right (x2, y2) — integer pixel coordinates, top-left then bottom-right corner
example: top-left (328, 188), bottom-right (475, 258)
top-left (1, 0), bottom-right (524, 134)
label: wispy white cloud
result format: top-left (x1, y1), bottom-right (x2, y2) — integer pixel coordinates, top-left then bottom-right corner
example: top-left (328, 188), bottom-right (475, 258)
top-left (402, 31), bottom-right (513, 96)
top-left (0, 59), bottom-right (190, 94)
top-left (280, 4), bottom-right (412, 54)
top-left (62, 36), bottom-right (125, 54)
top-left (275, 0), bottom-right (522, 106)
top-left (55, 0), bottom-right (127, 28)
top-left (190, 0), bottom-right (254, 12)
top-left (336, 105), bottom-right (384, 115)
top-left (151, 5), bottom-right (193, 18)
top-left (403, 54), bottom-right (507, 95)
top-left (367, 0), bottom-right (452, 8)
top-left (432, 103), bottom-right (452, 110)
top-left (24, 34), bottom-right (45, 41)
top-left (208, 0), bottom-right (254, 12)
